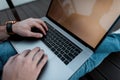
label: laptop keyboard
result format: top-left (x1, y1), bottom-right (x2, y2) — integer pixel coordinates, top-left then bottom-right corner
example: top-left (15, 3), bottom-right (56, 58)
top-left (42, 22), bottom-right (83, 65)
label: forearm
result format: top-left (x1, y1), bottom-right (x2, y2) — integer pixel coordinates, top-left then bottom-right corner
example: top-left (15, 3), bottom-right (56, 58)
top-left (0, 25), bottom-right (9, 42)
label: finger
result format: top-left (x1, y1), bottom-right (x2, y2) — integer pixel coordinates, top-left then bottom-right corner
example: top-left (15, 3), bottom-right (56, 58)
top-left (6, 54), bottom-right (19, 65)
top-left (9, 54), bottom-right (19, 61)
top-left (26, 47), bottom-right (40, 60)
top-left (35, 19), bottom-right (48, 31)
top-left (37, 55), bottom-right (48, 72)
top-left (20, 49), bottom-right (31, 57)
top-left (33, 49), bottom-right (44, 65)
top-left (34, 19), bottom-right (48, 31)
top-left (27, 31), bottom-right (43, 38)
top-left (33, 22), bottom-right (46, 35)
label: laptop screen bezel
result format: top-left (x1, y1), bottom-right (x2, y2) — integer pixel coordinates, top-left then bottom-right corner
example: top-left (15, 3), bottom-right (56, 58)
top-left (46, 0), bottom-right (120, 51)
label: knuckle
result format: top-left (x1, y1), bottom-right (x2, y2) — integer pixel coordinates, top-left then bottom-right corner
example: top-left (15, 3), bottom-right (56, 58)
top-left (31, 21), bottom-right (36, 24)
top-left (29, 18), bottom-right (34, 20)
top-left (23, 49), bottom-right (30, 54)
top-left (25, 32), bottom-right (31, 37)
top-left (16, 55), bottom-right (23, 61)
top-left (40, 21), bottom-right (44, 24)
top-left (35, 47), bottom-right (40, 51)
top-left (40, 51), bottom-right (44, 55)
top-left (37, 52), bottom-right (43, 58)
top-left (41, 59), bottom-right (46, 64)
top-left (27, 18), bottom-right (34, 22)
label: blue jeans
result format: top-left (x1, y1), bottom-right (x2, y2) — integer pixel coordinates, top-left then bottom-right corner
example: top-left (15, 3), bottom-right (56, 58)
top-left (0, 34), bottom-right (120, 80)
top-left (0, 41), bottom-right (17, 79)
top-left (70, 33), bottom-right (120, 80)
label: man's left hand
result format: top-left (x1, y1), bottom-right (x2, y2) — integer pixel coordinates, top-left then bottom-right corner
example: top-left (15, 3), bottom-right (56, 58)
top-left (12, 18), bottom-right (48, 38)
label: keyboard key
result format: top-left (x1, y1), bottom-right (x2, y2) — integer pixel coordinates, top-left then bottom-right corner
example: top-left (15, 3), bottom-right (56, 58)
top-left (57, 54), bottom-right (62, 58)
top-left (63, 54), bottom-right (72, 61)
top-left (68, 53), bottom-right (75, 59)
top-left (60, 57), bottom-right (65, 61)
top-left (64, 60), bottom-right (69, 65)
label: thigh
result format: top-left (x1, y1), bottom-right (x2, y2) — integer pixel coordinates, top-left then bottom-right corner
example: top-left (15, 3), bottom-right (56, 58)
top-left (0, 41), bottom-right (17, 71)
top-left (70, 34), bottom-right (120, 80)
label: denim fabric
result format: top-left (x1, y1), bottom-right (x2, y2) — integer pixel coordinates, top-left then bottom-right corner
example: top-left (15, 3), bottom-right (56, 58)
top-left (70, 34), bottom-right (120, 80)
top-left (0, 34), bottom-right (120, 80)
top-left (0, 41), bottom-right (17, 79)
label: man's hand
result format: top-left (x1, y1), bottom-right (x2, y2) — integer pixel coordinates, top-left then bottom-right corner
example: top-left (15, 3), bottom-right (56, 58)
top-left (13, 18), bottom-right (48, 38)
top-left (2, 47), bottom-right (48, 80)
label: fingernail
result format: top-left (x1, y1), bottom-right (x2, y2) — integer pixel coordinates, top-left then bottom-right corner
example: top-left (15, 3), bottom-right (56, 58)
top-left (40, 34), bottom-right (43, 37)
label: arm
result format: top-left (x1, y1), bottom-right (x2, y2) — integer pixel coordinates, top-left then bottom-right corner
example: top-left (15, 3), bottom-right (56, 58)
top-left (0, 25), bottom-right (9, 42)
top-left (0, 18), bottom-right (48, 42)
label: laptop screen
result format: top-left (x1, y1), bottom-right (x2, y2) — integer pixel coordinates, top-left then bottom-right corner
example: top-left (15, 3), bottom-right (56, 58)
top-left (47, 0), bottom-right (120, 48)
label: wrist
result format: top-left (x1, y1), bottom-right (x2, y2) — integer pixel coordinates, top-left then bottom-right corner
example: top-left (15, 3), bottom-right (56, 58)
top-left (3, 25), bottom-right (8, 35)
top-left (6, 21), bottom-right (16, 35)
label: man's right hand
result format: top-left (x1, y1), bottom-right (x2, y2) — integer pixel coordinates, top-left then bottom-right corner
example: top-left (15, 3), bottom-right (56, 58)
top-left (2, 47), bottom-right (48, 80)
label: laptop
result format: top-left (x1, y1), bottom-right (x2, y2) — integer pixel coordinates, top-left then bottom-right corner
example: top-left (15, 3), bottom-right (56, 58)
top-left (11, 0), bottom-right (120, 80)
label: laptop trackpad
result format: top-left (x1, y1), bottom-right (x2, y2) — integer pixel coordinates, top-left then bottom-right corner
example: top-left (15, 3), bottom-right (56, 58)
top-left (11, 40), bottom-right (55, 60)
